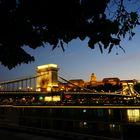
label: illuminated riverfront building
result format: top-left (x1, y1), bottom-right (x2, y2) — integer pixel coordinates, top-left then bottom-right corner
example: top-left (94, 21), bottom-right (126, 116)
top-left (68, 79), bottom-right (85, 91)
top-left (69, 79), bottom-right (85, 87)
top-left (89, 73), bottom-right (103, 86)
top-left (66, 73), bottom-right (137, 95)
top-left (36, 64), bottom-right (58, 92)
top-left (102, 77), bottom-right (120, 85)
top-left (90, 73), bottom-right (96, 83)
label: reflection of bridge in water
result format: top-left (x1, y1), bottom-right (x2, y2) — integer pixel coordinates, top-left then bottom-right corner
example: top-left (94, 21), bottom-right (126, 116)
top-left (0, 64), bottom-right (139, 103)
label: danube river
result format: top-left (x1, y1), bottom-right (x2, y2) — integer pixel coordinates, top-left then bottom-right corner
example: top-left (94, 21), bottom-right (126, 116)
top-left (0, 105), bottom-right (140, 140)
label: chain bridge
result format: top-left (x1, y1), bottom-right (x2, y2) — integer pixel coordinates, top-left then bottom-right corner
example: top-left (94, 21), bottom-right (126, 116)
top-left (0, 64), bottom-right (139, 98)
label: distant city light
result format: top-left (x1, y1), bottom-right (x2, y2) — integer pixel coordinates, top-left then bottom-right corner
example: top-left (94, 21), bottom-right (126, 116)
top-left (39, 96), bottom-right (44, 101)
top-left (83, 109), bottom-right (87, 113)
top-left (83, 122), bottom-right (87, 125)
top-left (52, 96), bottom-right (61, 102)
top-left (44, 96), bottom-right (52, 102)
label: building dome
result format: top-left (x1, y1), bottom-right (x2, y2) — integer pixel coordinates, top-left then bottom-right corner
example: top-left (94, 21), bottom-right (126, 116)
top-left (90, 73), bottom-right (96, 82)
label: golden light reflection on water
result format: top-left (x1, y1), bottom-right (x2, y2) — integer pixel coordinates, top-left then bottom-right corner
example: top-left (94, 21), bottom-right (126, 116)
top-left (127, 109), bottom-right (140, 123)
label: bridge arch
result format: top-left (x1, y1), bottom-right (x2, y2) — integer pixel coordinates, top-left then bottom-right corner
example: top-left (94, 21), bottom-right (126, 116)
top-left (36, 64), bottom-right (59, 92)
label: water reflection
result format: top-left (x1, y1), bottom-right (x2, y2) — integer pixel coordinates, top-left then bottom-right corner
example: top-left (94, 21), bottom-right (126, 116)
top-left (109, 124), bottom-right (121, 133)
top-left (1, 107), bottom-right (140, 140)
top-left (127, 109), bottom-right (140, 123)
top-left (108, 109), bottom-right (114, 116)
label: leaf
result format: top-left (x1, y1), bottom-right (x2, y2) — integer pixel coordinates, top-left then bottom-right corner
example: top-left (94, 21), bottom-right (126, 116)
top-left (131, 32), bottom-right (135, 37)
top-left (52, 44), bottom-right (57, 50)
top-left (60, 40), bottom-right (65, 52)
top-left (88, 39), bottom-right (95, 49)
top-left (113, 39), bottom-right (120, 45)
top-left (98, 43), bottom-right (103, 53)
top-left (108, 43), bottom-right (114, 53)
top-left (119, 45), bottom-right (125, 53)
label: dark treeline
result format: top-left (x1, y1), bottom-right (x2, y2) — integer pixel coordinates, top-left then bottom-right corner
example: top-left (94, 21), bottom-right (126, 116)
top-left (86, 84), bottom-right (122, 92)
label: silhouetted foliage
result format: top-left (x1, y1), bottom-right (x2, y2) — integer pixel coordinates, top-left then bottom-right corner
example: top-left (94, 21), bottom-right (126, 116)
top-left (0, 0), bottom-right (140, 69)
top-left (134, 83), bottom-right (140, 93)
top-left (87, 84), bottom-right (122, 92)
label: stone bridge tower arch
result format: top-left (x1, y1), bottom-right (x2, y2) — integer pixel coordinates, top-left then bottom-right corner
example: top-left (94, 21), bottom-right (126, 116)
top-left (36, 64), bottom-right (58, 92)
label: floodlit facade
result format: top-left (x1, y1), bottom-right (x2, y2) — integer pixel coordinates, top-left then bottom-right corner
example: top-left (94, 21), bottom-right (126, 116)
top-left (36, 64), bottom-right (58, 92)
top-left (102, 77), bottom-right (120, 85)
top-left (90, 73), bottom-right (96, 82)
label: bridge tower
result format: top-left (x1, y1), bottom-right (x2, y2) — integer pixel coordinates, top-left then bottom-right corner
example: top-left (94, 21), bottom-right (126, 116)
top-left (121, 82), bottom-right (135, 95)
top-left (36, 64), bottom-right (58, 92)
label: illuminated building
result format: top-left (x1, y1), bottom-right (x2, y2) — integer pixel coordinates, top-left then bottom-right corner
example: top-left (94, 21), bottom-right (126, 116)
top-left (102, 77), bottom-right (120, 85)
top-left (90, 73), bottom-right (96, 83)
top-left (84, 74), bottom-right (137, 95)
top-left (58, 82), bottom-right (70, 91)
top-left (68, 79), bottom-right (85, 91)
top-left (36, 64), bottom-right (58, 92)
top-left (69, 79), bottom-right (85, 87)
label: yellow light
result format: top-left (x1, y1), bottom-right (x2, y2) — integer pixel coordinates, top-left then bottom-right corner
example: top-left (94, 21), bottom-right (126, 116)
top-left (47, 64), bottom-right (57, 68)
top-left (48, 83), bottom-right (52, 87)
top-left (37, 64), bottom-right (49, 69)
top-left (52, 96), bottom-right (61, 101)
top-left (44, 96), bottom-right (52, 102)
top-left (36, 89), bottom-right (41, 91)
top-left (47, 87), bottom-right (52, 92)
top-left (37, 64), bottom-right (57, 69)
top-left (127, 109), bottom-right (140, 122)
